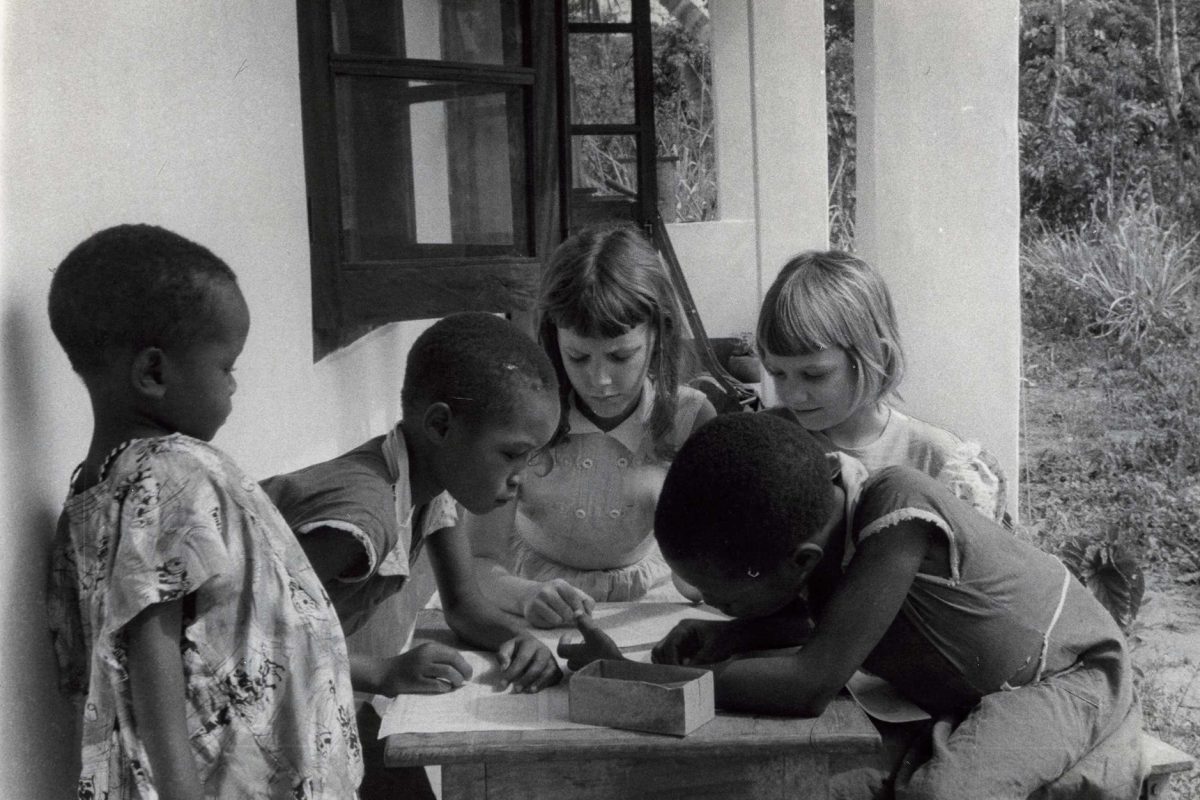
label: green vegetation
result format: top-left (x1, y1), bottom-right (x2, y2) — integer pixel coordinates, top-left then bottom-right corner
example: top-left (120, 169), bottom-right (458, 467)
top-left (1016, 4), bottom-right (1200, 792)
top-left (826, 2), bottom-right (1200, 789)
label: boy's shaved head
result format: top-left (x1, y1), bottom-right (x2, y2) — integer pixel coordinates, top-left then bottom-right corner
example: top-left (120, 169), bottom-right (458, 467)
top-left (655, 413), bottom-right (837, 576)
top-left (402, 312), bottom-right (558, 426)
top-left (48, 224), bottom-right (238, 377)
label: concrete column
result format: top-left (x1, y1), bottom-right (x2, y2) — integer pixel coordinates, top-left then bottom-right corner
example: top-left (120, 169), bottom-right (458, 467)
top-left (709, 1), bottom-right (754, 221)
top-left (748, 0), bottom-right (830, 286)
top-left (855, 0), bottom-right (1022, 508)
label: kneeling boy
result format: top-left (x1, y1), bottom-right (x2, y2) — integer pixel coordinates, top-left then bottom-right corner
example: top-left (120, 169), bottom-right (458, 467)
top-left (564, 413), bottom-right (1144, 799)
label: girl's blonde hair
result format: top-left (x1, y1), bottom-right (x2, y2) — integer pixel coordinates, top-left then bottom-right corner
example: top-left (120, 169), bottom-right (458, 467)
top-left (537, 223), bottom-right (689, 459)
top-left (756, 250), bottom-right (905, 407)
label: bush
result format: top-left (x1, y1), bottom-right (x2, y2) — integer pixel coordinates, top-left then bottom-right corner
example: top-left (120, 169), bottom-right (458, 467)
top-left (1020, 230), bottom-right (1098, 341)
top-left (1021, 196), bottom-right (1199, 350)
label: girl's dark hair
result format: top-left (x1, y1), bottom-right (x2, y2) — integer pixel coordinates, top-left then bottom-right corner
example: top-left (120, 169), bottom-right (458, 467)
top-left (537, 223), bottom-right (690, 459)
top-left (48, 224), bottom-right (238, 377)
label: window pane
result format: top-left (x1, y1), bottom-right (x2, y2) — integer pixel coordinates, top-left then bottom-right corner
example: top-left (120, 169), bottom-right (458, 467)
top-left (572, 134), bottom-right (638, 196)
top-left (567, 0), bottom-right (632, 23)
top-left (570, 133), bottom-right (638, 228)
top-left (568, 33), bottom-right (634, 125)
top-left (332, 0), bottom-right (523, 65)
top-left (651, 4), bottom-right (717, 222)
top-left (335, 76), bottom-right (528, 261)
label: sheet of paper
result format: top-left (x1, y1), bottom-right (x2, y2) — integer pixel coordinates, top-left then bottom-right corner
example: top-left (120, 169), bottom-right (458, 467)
top-left (845, 671), bottom-right (931, 724)
top-left (377, 651), bottom-right (589, 736)
top-left (378, 603), bottom-right (729, 737)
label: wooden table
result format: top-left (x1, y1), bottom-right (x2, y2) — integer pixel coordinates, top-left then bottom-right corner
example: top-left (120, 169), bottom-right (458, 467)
top-left (384, 608), bottom-right (882, 800)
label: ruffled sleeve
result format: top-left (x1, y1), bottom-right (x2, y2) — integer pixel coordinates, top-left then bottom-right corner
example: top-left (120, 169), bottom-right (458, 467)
top-left (933, 441), bottom-right (1010, 524)
top-left (853, 467), bottom-right (960, 581)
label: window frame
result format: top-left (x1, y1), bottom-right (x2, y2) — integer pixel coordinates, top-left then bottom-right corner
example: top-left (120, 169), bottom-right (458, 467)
top-left (296, 1), bottom-right (562, 358)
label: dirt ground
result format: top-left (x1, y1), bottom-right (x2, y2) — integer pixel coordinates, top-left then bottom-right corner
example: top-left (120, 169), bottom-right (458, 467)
top-left (1022, 344), bottom-right (1200, 795)
top-left (1131, 574), bottom-right (1200, 713)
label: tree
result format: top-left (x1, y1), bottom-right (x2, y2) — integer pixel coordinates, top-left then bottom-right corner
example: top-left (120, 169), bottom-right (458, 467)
top-left (1018, 0), bottom-right (1199, 230)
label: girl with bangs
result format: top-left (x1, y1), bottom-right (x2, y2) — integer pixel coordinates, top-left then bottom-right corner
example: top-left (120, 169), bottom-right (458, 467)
top-left (464, 223), bottom-right (716, 627)
top-left (757, 250), bottom-right (1009, 523)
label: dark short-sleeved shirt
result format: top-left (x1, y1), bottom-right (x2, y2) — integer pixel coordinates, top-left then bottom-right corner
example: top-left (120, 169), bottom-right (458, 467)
top-left (261, 430), bottom-right (456, 636)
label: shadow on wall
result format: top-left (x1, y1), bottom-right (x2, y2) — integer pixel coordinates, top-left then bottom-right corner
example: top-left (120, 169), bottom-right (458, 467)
top-left (2, 306), bottom-right (81, 798)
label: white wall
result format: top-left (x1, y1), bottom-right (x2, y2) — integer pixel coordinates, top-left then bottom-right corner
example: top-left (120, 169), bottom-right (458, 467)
top-left (0, 5), bottom-right (432, 796)
top-left (0, 2), bottom-right (1020, 795)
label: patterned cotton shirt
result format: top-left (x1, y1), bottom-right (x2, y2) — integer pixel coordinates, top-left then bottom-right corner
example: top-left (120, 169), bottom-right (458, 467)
top-left (48, 435), bottom-right (363, 799)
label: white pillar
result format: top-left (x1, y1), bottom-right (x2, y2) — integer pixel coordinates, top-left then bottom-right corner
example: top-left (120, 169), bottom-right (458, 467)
top-left (748, 0), bottom-right (830, 285)
top-left (683, 1), bottom-right (827, 341)
top-left (855, 0), bottom-right (1022, 511)
top-left (709, 1), bottom-right (755, 221)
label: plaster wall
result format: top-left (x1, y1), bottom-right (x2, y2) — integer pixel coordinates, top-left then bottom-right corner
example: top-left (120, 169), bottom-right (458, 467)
top-left (676, 1), bottom-right (829, 343)
top-left (0, 6), bottom-right (432, 796)
top-left (0, 3), bottom-right (1020, 796)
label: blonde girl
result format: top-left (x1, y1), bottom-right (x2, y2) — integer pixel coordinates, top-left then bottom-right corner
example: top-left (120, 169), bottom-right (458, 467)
top-left (756, 250), bottom-right (1008, 521)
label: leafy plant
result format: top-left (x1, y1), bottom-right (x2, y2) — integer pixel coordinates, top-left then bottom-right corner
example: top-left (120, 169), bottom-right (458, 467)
top-left (653, 14), bottom-right (716, 222)
top-left (1018, 0), bottom-right (1198, 231)
top-left (1060, 539), bottom-right (1146, 630)
top-left (825, 7), bottom-right (855, 249)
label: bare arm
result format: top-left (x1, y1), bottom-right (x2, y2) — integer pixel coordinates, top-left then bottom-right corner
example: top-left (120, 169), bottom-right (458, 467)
top-left (125, 599), bottom-right (204, 800)
top-left (652, 597), bottom-right (813, 665)
top-left (463, 503), bottom-right (533, 616)
top-left (465, 504), bottom-right (593, 626)
top-left (293, 527), bottom-right (460, 693)
top-left (712, 520), bottom-right (933, 716)
top-left (430, 523), bottom-right (526, 648)
top-left (430, 524), bottom-right (561, 692)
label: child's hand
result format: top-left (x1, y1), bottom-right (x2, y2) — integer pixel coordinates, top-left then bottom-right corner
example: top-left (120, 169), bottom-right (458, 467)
top-left (555, 613), bottom-right (623, 671)
top-left (374, 642), bottom-right (473, 696)
top-left (651, 619), bottom-right (734, 666)
top-left (522, 579), bottom-right (596, 628)
top-left (496, 634), bottom-right (562, 693)
top-left (671, 571), bottom-right (704, 603)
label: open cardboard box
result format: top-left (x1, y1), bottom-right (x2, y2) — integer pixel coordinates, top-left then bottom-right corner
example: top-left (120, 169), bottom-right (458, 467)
top-left (568, 659), bottom-right (715, 736)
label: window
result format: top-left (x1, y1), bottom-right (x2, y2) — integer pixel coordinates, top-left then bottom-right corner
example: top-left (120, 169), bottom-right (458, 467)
top-left (297, 0), bottom-right (561, 357)
top-left (564, 0), bottom-right (656, 229)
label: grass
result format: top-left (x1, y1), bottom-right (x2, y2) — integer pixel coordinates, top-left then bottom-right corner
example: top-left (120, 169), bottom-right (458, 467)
top-left (1022, 196), bottom-right (1199, 351)
top-left (1021, 336), bottom-right (1200, 798)
top-left (1020, 202), bottom-right (1200, 795)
